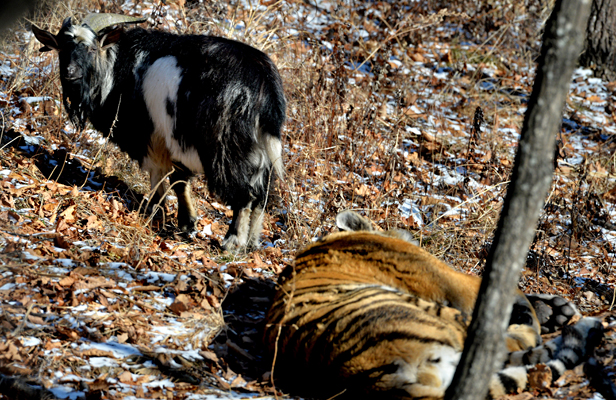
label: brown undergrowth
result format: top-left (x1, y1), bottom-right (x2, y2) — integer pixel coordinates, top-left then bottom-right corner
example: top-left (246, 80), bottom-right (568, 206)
top-left (0, 0), bottom-right (614, 399)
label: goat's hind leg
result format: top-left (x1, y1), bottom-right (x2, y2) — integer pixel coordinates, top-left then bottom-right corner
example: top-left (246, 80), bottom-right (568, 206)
top-left (246, 186), bottom-right (268, 248)
top-left (169, 164), bottom-right (197, 232)
top-left (222, 202), bottom-right (253, 252)
top-left (247, 202), bottom-right (265, 249)
top-left (222, 191), bottom-right (268, 251)
top-left (220, 139), bottom-right (272, 251)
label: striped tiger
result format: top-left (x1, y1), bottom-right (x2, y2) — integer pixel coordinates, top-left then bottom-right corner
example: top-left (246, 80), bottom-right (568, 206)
top-left (263, 210), bottom-right (601, 399)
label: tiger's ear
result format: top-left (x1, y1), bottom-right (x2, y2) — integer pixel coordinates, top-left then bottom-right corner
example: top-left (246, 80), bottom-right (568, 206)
top-left (336, 210), bottom-right (373, 232)
top-left (386, 229), bottom-right (419, 246)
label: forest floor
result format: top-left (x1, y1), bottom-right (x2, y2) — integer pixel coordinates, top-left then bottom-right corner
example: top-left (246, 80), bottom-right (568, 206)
top-left (0, 0), bottom-right (615, 399)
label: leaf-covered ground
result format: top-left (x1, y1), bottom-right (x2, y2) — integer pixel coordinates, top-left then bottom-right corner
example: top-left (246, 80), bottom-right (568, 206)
top-left (0, 0), bottom-right (615, 399)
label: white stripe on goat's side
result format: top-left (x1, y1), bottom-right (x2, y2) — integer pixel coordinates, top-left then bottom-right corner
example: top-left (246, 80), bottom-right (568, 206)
top-left (223, 82), bottom-right (253, 117)
top-left (142, 56), bottom-right (203, 174)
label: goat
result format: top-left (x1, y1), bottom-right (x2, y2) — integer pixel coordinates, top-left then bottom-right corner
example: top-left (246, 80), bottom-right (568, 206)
top-left (32, 13), bottom-right (286, 251)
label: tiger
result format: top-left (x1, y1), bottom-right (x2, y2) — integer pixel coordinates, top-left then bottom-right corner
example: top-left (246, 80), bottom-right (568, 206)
top-left (263, 210), bottom-right (602, 400)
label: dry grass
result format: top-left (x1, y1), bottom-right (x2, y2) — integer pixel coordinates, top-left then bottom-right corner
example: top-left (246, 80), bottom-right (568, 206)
top-left (8, 0), bottom-right (611, 273)
top-left (0, 0), bottom-right (614, 397)
top-left (0, 0), bottom-right (612, 280)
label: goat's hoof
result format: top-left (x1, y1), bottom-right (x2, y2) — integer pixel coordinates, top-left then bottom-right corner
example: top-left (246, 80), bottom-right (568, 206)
top-left (178, 216), bottom-right (197, 233)
top-left (222, 235), bottom-right (246, 252)
top-left (142, 204), bottom-right (165, 221)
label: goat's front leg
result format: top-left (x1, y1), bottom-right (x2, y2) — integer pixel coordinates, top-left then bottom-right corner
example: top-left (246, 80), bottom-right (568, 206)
top-left (142, 135), bottom-right (174, 221)
top-left (143, 160), bottom-right (170, 222)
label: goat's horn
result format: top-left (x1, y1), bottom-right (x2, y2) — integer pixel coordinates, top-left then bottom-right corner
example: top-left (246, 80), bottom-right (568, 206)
top-left (81, 13), bottom-right (146, 33)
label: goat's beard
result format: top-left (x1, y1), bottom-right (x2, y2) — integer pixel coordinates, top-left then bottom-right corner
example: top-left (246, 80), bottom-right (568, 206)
top-left (61, 75), bottom-right (93, 132)
top-left (63, 94), bottom-right (89, 132)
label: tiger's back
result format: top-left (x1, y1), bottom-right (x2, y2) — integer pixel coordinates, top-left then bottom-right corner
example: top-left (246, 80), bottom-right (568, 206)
top-left (283, 230), bottom-right (481, 311)
top-left (263, 211), bottom-right (594, 399)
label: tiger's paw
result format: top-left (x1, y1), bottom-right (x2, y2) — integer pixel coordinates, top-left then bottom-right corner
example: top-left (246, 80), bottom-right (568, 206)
top-left (525, 294), bottom-right (580, 334)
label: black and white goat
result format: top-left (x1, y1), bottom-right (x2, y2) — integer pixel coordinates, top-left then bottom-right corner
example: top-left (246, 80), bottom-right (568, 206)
top-left (32, 13), bottom-right (286, 251)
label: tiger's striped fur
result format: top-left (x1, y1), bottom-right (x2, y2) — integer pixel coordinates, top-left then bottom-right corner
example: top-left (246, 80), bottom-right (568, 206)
top-left (263, 211), bottom-right (598, 400)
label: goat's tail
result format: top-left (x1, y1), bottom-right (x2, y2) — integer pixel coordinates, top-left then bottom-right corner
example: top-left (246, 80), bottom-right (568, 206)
top-left (263, 133), bottom-right (284, 178)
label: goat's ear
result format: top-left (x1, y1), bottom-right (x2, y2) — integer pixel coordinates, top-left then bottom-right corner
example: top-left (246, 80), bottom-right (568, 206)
top-left (336, 210), bottom-right (374, 232)
top-left (98, 26), bottom-right (123, 51)
top-left (31, 24), bottom-right (59, 52)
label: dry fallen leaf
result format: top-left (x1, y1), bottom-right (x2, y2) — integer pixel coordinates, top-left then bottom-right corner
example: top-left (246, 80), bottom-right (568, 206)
top-left (169, 294), bottom-right (193, 315)
top-left (527, 364), bottom-right (552, 389)
top-left (59, 205), bottom-right (76, 222)
top-left (79, 348), bottom-right (115, 357)
top-left (118, 370), bottom-right (134, 384)
top-left (58, 276), bottom-right (75, 287)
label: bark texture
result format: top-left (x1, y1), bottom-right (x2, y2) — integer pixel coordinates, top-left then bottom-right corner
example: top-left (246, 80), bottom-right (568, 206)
top-left (580, 0), bottom-right (616, 81)
top-left (444, 0), bottom-right (592, 399)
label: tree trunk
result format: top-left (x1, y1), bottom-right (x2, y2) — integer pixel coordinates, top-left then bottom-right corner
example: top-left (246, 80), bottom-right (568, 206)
top-left (444, 0), bottom-right (592, 399)
top-left (0, 0), bottom-right (36, 31)
top-left (580, 0), bottom-right (616, 81)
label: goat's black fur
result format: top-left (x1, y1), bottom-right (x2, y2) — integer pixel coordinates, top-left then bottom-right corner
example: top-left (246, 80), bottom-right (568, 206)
top-left (32, 17), bottom-right (286, 250)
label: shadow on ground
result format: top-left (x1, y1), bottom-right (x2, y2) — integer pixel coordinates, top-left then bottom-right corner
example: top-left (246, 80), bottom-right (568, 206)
top-left (1, 129), bottom-right (145, 209)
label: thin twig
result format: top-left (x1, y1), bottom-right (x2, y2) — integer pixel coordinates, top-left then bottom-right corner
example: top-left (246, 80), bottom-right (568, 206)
top-left (11, 303), bottom-right (35, 337)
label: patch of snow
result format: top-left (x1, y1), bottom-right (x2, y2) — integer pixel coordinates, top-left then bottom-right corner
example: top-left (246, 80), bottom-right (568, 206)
top-left (21, 135), bottom-right (45, 145)
top-left (54, 259), bottom-right (75, 268)
top-left (398, 199), bottom-right (423, 227)
top-left (0, 283), bottom-right (16, 291)
top-left (202, 224), bottom-right (213, 236)
top-left (48, 386), bottom-right (85, 400)
top-left (21, 337), bottom-right (42, 346)
top-left (21, 251), bottom-right (42, 261)
top-left (78, 341), bottom-right (143, 359)
top-left (141, 271), bottom-right (176, 283)
top-left (21, 96), bottom-right (51, 104)
top-left (406, 126), bottom-right (421, 135)
top-left (88, 357), bottom-right (119, 368)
